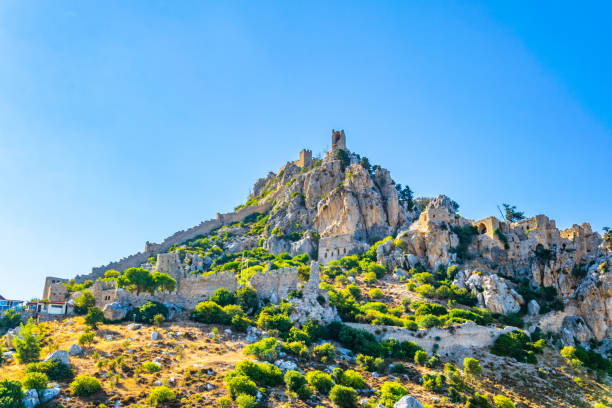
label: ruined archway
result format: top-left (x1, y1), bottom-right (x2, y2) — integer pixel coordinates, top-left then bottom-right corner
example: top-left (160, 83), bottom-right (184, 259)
top-left (478, 223), bottom-right (487, 234)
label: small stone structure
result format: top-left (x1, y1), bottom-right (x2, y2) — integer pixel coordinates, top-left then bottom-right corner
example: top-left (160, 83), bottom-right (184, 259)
top-left (318, 234), bottom-right (360, 265)
top-left (156, 253), bottom-right (183, 280)
top-left (345, 321), bottom-right (516, 356)
top-left (42, 277), bottom-right (69, 302)
top-left (331, 129), bottom-right (346, 151)
top-left (294, 149), bottom-right (313, 168)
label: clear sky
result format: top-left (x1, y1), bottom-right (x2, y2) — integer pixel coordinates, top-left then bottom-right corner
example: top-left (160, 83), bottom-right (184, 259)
top-left (1, 1), bottom-right (610, 300)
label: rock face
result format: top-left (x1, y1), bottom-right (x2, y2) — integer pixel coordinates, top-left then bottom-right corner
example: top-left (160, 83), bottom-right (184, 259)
top-left (394, 396), bottom-right (424, 408)
top-left (454, 271), bottom-right (523, 315)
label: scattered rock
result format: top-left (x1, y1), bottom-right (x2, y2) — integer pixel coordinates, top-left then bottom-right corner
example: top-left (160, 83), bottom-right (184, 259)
top-left (127, 323), bottom-right (142, 330)
top-left (394, 396), bottom-right (424, 408)
top-left (39, 387), bottom-right (61, 404)
top-left (68, 344), bottom-right (82, 356)
top-left (528, 299), bottom-right (540, 316)
top-left (151, 331), bottom-right (162, 341)
top-left (43, 350), bottom-right (70, 366)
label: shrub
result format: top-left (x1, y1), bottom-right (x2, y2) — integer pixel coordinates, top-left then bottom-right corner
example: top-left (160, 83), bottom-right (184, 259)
top-left (364, 272), bottom-right (377, 284)
top-left (422, 374), bottom-right (445, 391)
top-left (368, 288), bottom-right (384, 299)
top-left (231, 314), bottom-right (252, 332)
top-left (84, 307), bottom-right (104, 329)
top-left (228, 360), bottom-right (283, 387)
top-left (73, 290), bottom-right (96, 315)
top-left (345, 284), bottom-right (362, 299)
top-left (226, 374), bottom-right (258, 398)
top-left (191, 301), bottom-right (227, 324)
top-left (153, 314), bottom-right (165, 326)
top-left (312, 343), bottom-right (336, 363)
top-left (256, 310), bottom-right (292, 333)
top-left (13, 320), bottom-right (40, 364)
top-left (26, 359), bottom-right (74, 381)
top-left (70, 376), bottom-right (102, 397)
top-left (414, 350), bottom-right (428, 366)
top-left (464, 358), bottom-right (482, 379)
top-left (236, 286), bottom-right (259, 313)
top-left (0, 379), bottom-right (24, 408)
top-left (211, 288), bottom-right (235, 306)
top-left (235, 394), bottom-right (257, 408)
top-left (414, 302), bottom-right (447, 316)
top-left (339, 370), bottom-right (365, 389)
top-left (141, 362), bottom-right (161, 373)
top-left (284, 370), bottom-right (312, 400)
top-left (467, 392), bottom-right (491, 408)
top-left (379, 382), bottom-right (407, 407)
top-left (561, 346), bottom-right (576, 359)
top-left (132, 302), bottom-right (169, 325)
top-left (306, 371), bottom-right (333, 394)
top-left (148, 386), bottom-right (176, 406)
top-left (78, 330), bottom-right (95, 347)
top-left (22, 372), bottom-right (47, 391)
top-left (244, 337), bottom-right (278, 362)
top-left (493, 395), bottom-right (515, 408)
top-left (491, 330), bottom-right (538, 364)
top-left (415, 284), bottom-right (436, 298)
top-left (282, 341), bottom-right (308, 359)
top-left (356, 354), bottom-right (384, 372)
top-left (329, 385), bottom-right (358, 408)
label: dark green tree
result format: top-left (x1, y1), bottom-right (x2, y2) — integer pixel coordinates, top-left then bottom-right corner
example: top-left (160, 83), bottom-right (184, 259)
top-left (13, 319), bottom-right (40, 364)
top-left (117, 267), bottom-right (156, 295)
top-left (73, 290), bottom-right (96, 315)
top-left (396, 184), bottom-right (415, 211)
top-left (502, 203), bottom-right (526, 222)
top-left (152, 272), bottom-right (177, 293)
top-left (84, 307), bottom-right (104, 330)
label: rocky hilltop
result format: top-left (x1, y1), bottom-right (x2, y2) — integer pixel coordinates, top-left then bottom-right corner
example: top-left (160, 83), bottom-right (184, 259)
top-left (12, 129), bottom-right (609, 408)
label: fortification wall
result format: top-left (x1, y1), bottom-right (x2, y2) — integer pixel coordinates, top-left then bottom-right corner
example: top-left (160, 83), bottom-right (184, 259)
top-left (345, 321), bottom-right (516, 356)
top-left (81, 201), bottom-right (273, 282)
top-left (250, 267), bottom-right (299, 303)
top-left (177, 272), bottom-right (239, 303)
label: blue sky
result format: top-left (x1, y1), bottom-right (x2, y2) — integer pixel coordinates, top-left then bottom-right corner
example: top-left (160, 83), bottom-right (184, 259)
top-left (1, 1), bottom-right (610, 300)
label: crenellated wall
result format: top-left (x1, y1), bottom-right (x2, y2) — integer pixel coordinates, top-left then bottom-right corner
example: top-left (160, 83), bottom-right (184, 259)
top-left (250, 267), bottom-right (299, 303)
top-left (78, 201), bottom-right (273, 282)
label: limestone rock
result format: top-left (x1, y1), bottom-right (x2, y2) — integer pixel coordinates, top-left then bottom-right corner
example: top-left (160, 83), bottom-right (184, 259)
top-left (103, 302), bottom-right (129, 322)
top-left (39, 387), bottom-right (61, 404)
top-left (274, 359), bottom-right (297, 372)
top-left (23, 389), bottom-right (39, 408)
top-left (290, 262), bottom-right (339, 325)
top-left (394, 396), bottom-right (424, 408)
top-left (68, 344), bottom-right (82, 356)
top-left (44, 350), bottom-right (70, 366)
top-left (4, 326), bottom-right (21, 349)
top-left (262, 235), bottom-right (291, 255)
top-left (527, 300), bottom-right (540, 316)
top-left (458, 271), bottom-right (523, 315)
top-left (151, 331), bottom-right (162, 341)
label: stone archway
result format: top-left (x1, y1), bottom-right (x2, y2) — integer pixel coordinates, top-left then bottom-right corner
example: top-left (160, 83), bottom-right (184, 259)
top-left (478, 223), bottom-right (487, 234)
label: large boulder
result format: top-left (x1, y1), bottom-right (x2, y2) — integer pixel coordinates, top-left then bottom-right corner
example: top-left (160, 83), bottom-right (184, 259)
top-left (43, 350), bottom-right (69, 366)
top-left (394, 396), bottom-right (424, 408)
top-left (5, 326), bottom-right (21, 349)
top-left (68, 344), bottom-right (82, 356)
top-left (103, 302), bottom-right (129, 321)
top-left (39, 387), bottom-right (61, 404)
top-left (23, 389), bottom-right (39, 408)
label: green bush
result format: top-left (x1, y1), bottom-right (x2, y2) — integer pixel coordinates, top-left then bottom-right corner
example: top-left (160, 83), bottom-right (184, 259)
top-left (191, 301), bottom-right (227, 324)
top-left (244, 337), bottom-right (278, 362)
top-left (141, 361), bottom-right (161, 373)
top-left (367, 288), bottom-right (384, 299)
top-left (131, 301), bottom-right (169, 324)
top-left (464, 357), bottom-right (482, 378)
top-left (236, 286), bottom-right (259, 313)
top-left (414, 350), bottom-right (428, 366)
top-left (491, 330), bottom-right (539, 364)
top-left (493, 395), bottom-right (515, 408)
top-left (22, 372), bottom-right (47, 391)
top-left (467, 392), bottom-right (491, 408)
top-left (282, 341), bottom-right (308, 359)
top-left (256, 308), bottom-right (292, 333)
top-left (329, 385), bottom-right (358, 408)
top-left (415, 284), bottom-right (436, 298)
top-left (379, 382), bottom-right (407, 407)
top-left (13, 320), bottom-right (40, 364)
top-left (306, 371), bottom-right (333, 394)
top-left (70, 376), bottom-right (102, 397)
top-left (356, 354), bottom-right (384, 372)
top-left (231, 314), bottom-right (252, 332)
top-left (422, 374), bottom-right (445, 391)
top-left (210, 288), bottom-right (236, 306)
top-left (26, 359), bottom-right (74, 381)
top-left (84, 307), bottom-right (104, 329)
top-left (78, 330), bottom-right (95, 347)
top-left (312, 343), bottom-right (335, 363)
top-left (152, 314), bottom-right (165, 326)
top-left (339, 370), bottom-right (365, 389)
top-left (0, 379), bottom-right (24, 408)
top-left (73, 290), bottom-right (96, 315)
top-left (363, 272), bottom-right (377, 284)
top-left (235, 394), bottom-right (257, 408)
top-left (148, 386), bottom-right (176, 406)
top-left (414, 302), bottom-right (447, 316)
top-left (226, 374), bottom-right (258, 398)
top-left (284, 370), bottom-right (312, 400)
top-left (227, 360), bottom-right (283, 387)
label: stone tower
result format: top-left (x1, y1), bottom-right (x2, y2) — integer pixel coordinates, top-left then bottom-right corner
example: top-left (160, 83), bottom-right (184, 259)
top-left (296, 149), bottom-right (312, 168)
top-left (331, 129), bottom-right (346, 151)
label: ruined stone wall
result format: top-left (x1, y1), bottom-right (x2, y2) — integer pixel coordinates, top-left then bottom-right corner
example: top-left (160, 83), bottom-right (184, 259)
top-left (345, 321), bottom-right (516, 356)
top-left (177, 272), bottom-right (239, 302)
top-left (250, 267), bottom-right (299, 303)
top-left (92, 280), bottom-right (118, 308)
top-left (156, 253), bottom-right (184, 280)
top-left (81, 201), bottom-right (273, 282)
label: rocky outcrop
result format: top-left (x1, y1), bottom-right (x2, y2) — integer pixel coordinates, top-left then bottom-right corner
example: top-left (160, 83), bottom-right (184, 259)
top-left (290, 262), bottom-right (339, 325)
top-left (454, 271), bottom-right (524, 315)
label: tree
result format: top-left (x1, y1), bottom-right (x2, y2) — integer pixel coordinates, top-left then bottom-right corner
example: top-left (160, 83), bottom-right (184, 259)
top-left (117, 267), bottom-right (155, 295)
top-left (502, 203), bottom-right (525, 222)
top-left (396, 184), bottom-right (414, 211)
top-left (603, 227), bottom-right (612, 245)
top-left (0, 379), bottom-right (25, 408)
top-left (73, 290), bottom-right (96, 315)
top-left (152, 272), bottom-right (177, 293)
top-left (13, 319), bottom-right (40, 364)
top-left (103, 270), bottom-right (120, 279)
top-left (464, 357), bottom-right (482, 379)
top-left (84, 307), bottom-right (104, 330)
top-left (0, 309), bottom-right (21, 330)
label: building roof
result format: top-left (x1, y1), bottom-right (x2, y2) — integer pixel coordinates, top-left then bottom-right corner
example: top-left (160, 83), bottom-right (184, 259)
top-left (0, 294), bottom-right (5, 300)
